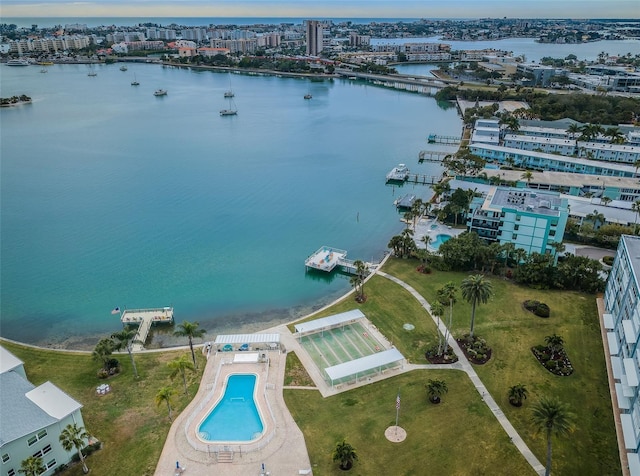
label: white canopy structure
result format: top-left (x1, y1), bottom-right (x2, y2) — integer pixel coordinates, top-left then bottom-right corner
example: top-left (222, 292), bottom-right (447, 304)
top-left (324, 348), bottom-right (404, 386)
top-left (294, 309), bottom-right (365, 339)
top-left (213, 334), bottom-right (280, 351)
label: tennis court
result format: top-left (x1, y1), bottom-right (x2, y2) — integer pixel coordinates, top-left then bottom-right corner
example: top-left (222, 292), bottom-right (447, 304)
top-left (299, 321), bottom-right (399, 385)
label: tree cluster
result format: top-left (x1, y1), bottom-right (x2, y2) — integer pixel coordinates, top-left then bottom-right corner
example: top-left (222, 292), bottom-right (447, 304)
top-left (424, 231), bottom-right (605, 293)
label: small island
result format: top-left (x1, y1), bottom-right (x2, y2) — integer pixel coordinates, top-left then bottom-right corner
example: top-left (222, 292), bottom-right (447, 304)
top-left (1, 95), bottom-right (32, 107)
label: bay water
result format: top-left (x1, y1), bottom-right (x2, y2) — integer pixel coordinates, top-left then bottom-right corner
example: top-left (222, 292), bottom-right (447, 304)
top-left (1, 63), bottom-right (459, 348)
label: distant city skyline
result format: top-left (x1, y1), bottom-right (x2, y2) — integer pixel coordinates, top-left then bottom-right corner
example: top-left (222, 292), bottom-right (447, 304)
top-left (0, 0), bottom-right (637, 20)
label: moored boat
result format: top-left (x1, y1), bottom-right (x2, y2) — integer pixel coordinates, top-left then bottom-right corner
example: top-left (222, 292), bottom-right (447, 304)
top-left (304, 93), bottom-right (312, 99)
top-left (386, 163), bottom-right (410, 182)
top-left (120, 65), bottom-right (128, 71)
top-left (154, 89), bottom-right (168, 96)
top-left (7, 58), bottom-right (30, 66)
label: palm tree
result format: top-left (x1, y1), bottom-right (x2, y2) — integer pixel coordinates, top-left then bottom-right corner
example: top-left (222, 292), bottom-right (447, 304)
top-left (354, 260), bottom-right (369, 301)
top-left (521, 170), bottom-right (534, 185)
top-left (585, 209), bottom-right (605, 230)
top-left (18, 456), bottom-right (45, 476)
top-left (426, 378), bottom-right (448, 404)
top-left (633, 159), bottom-right (640, 176)
top-left (531, 397), bottom-right (575, 476)
top-left (632, 199), bottom-right (640, 224)
top-left (155, 386), bottom-right (176, 421)
top-left (545, 334), bottom-right (565, 358)
top-left (59, 423), bottom-right (90, 474)
top-left (430, 301), bottom-right (446, 356)
top-left (174, 321), bottom-right (206, 369)
top-left (332, 440), bottom-right (358, 470)
top-left (111, 325), bottom-right (140, 379)
top-left (566, 123), bottom-right (581, 139)
top-left (460, 274), bottom-right (494, 339)
top-left (600, 196), bottom-right (612, 206)
top-left (508, 384), bottom-right (529, 407)
top-left (411, 198), bottom-right (424, 230)
top-left (437, 282), bottom-right (457, 353)
top-left (168, 354), bottom-right (196, 394)
top-left (92, 337), bottom-right (115, 371)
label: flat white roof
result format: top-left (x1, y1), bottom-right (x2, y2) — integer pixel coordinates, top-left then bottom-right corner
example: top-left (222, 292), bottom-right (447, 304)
top-left (0, 346), bottom-right (23, 374)
top-left (214, 334), bottom-right (280, 344)
top-left (294, 309), bottom-right (365, 335)
top-left (325, 348), bottom-right (404, 382)
top-left (25, 381), bottom-right (82, 420)
top-left (233, 352), bottom-right (260, 363)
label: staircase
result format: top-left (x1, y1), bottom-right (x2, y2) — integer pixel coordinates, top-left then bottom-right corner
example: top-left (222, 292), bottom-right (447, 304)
top-left (216, 450), bottom-right (234, 463)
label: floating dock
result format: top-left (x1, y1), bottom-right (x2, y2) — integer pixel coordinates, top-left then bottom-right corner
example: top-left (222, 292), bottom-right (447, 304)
top-left (305, 246), bottom-right (380, 275)
top-left (305, 246), bottom-right (348, 272)
top-left (120, 307), bottom-right (174, 351)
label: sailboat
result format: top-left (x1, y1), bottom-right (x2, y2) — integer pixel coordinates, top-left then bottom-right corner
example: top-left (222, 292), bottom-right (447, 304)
top-left (220, 96), bottom-right (237, 116)
top-left (131, 74), bottom-right (140, 86)
top-left (223, 73), bottom-right (235, 98)
top-left (87, 64), bottom-right (97, 76)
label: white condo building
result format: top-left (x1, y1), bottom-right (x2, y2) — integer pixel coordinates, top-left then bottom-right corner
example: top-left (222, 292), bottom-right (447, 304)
top-left (603, 235), bottom-right (640, 475)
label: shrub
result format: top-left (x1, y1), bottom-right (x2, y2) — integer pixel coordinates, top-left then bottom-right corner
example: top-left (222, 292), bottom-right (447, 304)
top-left (602, 256), bottom-right (614, 266)
top-left (534, 303), bottom-right (550, 318)
top-left (524, 300), bottom-right (539, 311)
top-left (97, 369), bottom-right (109, 379)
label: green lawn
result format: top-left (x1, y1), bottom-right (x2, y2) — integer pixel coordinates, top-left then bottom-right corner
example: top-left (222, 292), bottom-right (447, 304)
top-left (1, 341), bottom-right (205, 476)
top-left (285, 257), bottom-right (620, 475)
top-left (285, 370), bottom-right (533, 476)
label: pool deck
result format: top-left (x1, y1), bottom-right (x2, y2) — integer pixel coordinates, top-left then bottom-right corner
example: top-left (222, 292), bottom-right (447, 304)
top-left (413, 217), bottom-right (465, 251)
top-left (154, 346), bottom-right (312, 476)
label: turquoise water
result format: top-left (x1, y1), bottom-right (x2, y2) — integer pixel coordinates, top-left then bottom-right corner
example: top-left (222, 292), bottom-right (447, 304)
top-left (0, 63), bottom-right (460, 347)
top-left (432, 234), bottom-right (452, 250)
top-left (198, 374), bottom-right (263, 442)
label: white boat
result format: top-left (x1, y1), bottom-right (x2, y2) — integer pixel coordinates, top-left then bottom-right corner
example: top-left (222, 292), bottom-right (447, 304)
top-left (220, 95), bottom-right (237, 116)
top-left (87, 71), bottom-right (97, 77)
top-left (223, 73), bottom-right (235, 98)
top-left (120, 65), bottom-right (128, 71)
top-left (131, 74), bottom-right (139, 86)
top-left (386, 164), bottom-right (410, 182)
top-left (304, 93), bottom-right (312, 99)
top-left (40, 68), bottom-right (48, 73)
top-left (7, 58), bottom-right (30, 66)
top-left (154, 89), bottom-right (167, 96)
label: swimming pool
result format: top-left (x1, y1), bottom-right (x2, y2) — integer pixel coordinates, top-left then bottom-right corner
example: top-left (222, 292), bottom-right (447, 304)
top-left (197, 374), bottom-right (264, 442)
top-left (431, 234), bottom-right (452, 250)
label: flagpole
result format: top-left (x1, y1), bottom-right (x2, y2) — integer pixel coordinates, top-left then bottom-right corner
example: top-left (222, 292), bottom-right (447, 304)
top-left (395, 389), bottom-right (400, 435)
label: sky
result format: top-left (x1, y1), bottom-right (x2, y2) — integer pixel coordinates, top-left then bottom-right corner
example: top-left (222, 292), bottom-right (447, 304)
top-left (0, 0), bottom-right (638, 19)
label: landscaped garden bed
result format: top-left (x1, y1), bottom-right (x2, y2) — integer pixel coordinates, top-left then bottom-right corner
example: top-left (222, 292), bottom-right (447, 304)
top-left (531, 334), bottom-right (574, 376)
top-left (456, 335), bottom-right (492, 364)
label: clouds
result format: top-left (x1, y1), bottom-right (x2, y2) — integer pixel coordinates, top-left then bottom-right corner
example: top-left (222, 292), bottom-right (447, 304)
top-left (1, 0), bottom-right (636, 19)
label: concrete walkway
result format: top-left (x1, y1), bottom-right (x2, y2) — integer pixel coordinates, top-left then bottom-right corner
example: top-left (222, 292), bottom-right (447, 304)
top-left (377, 271), bottom-right (546, 476)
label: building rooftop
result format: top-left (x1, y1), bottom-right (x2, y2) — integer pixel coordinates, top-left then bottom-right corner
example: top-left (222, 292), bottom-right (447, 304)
top-left (477, 168), bottom-right (640, 190)
top-left (488, 187), bottom-right (564, 216)
top-left (469, 143), bottom-right (637, 174)
top-left (504, 134), bottom-right (576, 147)
top-left (622, 235), bottom-right (640, 288)
top-left (0, 371), bottom-right (55, 446)
top-left (0, 346), bottom-right (23, 374)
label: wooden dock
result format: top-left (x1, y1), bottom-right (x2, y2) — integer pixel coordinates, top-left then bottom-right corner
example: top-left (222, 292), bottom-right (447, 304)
top-left (418, 150), bottom-right (449, 163)
top-left (427, 134), bottom-right (461, 145)
top-left (120, 307), bottom-right (174, 351)
top-left (406, 173), bottom-right (441, 185)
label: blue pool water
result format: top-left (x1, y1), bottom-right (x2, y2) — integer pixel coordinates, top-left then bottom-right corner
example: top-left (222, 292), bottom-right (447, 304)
top-left (431, 234), bottom-right (452, 250)
top-left (198, 374), bottom-right (264, 442)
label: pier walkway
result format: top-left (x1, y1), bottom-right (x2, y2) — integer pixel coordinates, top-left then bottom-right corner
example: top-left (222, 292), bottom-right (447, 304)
top-left (120, 307), bottom-right (174, 351)
top-left (427, 134), bottom-right (461, 145)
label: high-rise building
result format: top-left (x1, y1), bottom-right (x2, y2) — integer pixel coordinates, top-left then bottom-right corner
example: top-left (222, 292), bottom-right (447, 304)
top-left (603, 234), bottom-right (640, 475)
top-left (306, 20), bottom-right (323, 56)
